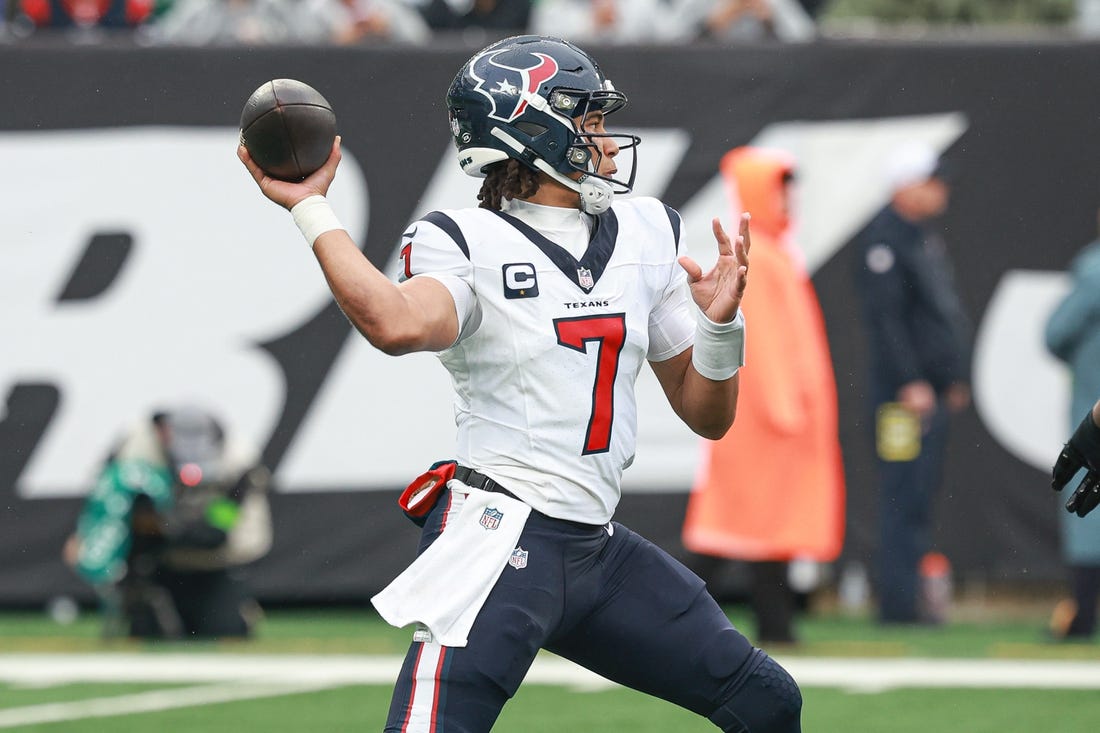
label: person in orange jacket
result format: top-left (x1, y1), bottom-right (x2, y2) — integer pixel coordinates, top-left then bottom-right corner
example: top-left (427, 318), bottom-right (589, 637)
top-left (682, 146), bottom-right (845, 643)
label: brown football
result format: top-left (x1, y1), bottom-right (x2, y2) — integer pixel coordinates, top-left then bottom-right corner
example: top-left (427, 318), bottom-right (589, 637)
top-left (240, 79), bottom-right (336, 182)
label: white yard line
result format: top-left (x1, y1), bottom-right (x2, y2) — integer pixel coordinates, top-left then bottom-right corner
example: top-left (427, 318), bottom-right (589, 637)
top-left (0, 654), bottom-right (408, 687)
top-left (3, 654), bottom-right (1100, 690)
top-left (780, 658), bottom-right (1100, 692)
top-left (0, 681), bottom-right (335, 729)
top-left (1, 654), bottom-right (1100, 728)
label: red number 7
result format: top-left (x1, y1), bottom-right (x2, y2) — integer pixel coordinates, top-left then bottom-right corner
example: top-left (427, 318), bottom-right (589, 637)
top-left (554, 313), bottom-right (627, 455)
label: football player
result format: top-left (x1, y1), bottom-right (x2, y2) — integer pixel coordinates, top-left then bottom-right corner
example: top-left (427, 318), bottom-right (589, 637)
top-left (240, 34), bottom-right (801, 733)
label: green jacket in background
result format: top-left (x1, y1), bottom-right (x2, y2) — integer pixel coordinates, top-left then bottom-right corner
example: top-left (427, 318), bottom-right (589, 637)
top-left (73, 459), bottom-right (174, 586)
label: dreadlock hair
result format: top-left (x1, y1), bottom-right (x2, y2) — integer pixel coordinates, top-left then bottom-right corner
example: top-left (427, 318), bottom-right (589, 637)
top-left (477, 159), bottom-right (542, 211)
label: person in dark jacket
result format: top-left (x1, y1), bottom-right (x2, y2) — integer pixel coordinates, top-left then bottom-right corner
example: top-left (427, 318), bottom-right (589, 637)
top-left (852, 141), bottom-right (971, 625)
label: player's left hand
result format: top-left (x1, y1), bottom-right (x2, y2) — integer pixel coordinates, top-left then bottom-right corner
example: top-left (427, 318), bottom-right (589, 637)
top-left (678, 213), bottom-right (750, 324)
top-left (1053, 412), bottom-right (1100, 517)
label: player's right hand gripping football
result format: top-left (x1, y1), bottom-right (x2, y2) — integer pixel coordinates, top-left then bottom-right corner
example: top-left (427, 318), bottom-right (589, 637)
top-left (1053, 410), bottom-right (1100, 517)
top-left (238, 136), bottom-right (342, 211)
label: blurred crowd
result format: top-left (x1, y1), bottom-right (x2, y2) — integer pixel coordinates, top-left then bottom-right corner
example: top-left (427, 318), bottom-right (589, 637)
top-left (0, 0), bottom-right (825, 45)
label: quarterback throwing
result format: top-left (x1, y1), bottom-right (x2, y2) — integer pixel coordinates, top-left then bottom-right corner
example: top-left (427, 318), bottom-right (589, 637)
top-left (239, 34), bottom-right (801, 733)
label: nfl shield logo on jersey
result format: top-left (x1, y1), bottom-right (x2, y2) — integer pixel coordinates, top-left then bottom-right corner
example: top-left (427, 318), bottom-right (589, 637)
top-left (577, 266), bottom-right (595, 290)
top-left (509, 546), bottom-right (528, 570)
top-left (480, 507), bottom-right (503, 530)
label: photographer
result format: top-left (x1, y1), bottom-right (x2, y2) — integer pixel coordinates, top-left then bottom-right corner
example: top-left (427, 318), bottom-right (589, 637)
top-left (65, 406), bottom-right (272, 639)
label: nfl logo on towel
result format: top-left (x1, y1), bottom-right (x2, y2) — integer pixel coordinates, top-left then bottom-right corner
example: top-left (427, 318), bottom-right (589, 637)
top-left (509, 547), bottom-right (528, 569)
top-left (480, 507), bottom-right (503, 530)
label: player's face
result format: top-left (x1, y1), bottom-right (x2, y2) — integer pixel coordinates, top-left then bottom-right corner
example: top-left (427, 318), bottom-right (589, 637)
top-left (575, 110), bottom-right (619, 179)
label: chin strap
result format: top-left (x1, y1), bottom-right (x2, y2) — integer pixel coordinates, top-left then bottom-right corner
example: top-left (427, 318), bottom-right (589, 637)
top-left (489, 127), bottom-right (615, 215)
top-left (575, 174), bottom-right (614, 214)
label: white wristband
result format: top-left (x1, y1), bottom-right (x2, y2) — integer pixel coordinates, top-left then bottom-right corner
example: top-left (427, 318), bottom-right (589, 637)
top-left (291, 195), bottom-right (344, 248)
top-left (691, 307), bottom-right (746, 381)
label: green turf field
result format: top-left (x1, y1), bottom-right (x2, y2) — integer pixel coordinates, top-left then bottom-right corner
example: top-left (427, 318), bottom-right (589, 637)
top-left (4, 682), bottom-right (1100, 732)
top-left (2, 605), bottom-right (1099, 731)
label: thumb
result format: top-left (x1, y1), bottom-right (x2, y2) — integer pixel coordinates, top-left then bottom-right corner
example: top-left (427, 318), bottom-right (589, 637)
top-left (678, 255), bottom-right (703, 282)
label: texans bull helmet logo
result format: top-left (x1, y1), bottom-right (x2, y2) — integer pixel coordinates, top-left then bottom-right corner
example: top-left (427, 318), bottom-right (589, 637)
top-left (468, 48), bottom-right (560, 123)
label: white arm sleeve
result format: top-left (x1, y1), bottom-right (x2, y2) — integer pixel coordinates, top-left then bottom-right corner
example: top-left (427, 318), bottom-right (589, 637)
top-left (647, 274), bottom-right (695, 361)
top-left (647, 207), bottom-right (694, 361)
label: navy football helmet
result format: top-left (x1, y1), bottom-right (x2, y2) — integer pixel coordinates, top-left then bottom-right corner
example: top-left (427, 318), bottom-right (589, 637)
top-left (446, 35), bottom-right (640, 214)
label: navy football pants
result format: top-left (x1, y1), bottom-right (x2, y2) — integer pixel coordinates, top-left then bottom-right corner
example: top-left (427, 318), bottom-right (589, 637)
top-left (384, 490), bottom-right (801, 732)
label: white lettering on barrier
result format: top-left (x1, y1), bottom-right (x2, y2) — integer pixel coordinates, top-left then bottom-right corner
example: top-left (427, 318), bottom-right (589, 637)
top-left (971, 271), bottom-right (1071, 471)
top-left (0, 128), bottom-right (366, 497)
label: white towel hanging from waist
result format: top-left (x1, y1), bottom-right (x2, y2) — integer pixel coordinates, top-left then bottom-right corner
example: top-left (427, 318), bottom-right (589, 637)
top-left (371, 483), bottom-right (531, 648)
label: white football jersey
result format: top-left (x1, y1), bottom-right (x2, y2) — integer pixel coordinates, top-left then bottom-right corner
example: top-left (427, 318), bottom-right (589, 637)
top-left (399, 196), bottom-right (695, 524)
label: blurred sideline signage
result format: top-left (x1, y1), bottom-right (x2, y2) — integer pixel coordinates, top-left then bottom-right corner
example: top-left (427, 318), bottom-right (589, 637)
top-left (0, 42), bottom-right (1090, 603)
